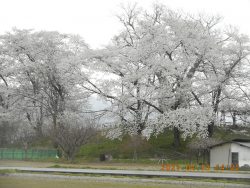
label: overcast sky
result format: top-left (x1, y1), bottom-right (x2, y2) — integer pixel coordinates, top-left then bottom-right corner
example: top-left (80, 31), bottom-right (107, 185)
top-left (0, 0), bottom-right (250, 49)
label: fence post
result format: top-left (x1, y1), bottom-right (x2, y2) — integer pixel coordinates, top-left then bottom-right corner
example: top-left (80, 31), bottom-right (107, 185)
top-left (161, 164), bottom-right (164, 171)
top-left (166, 164), bottom-right (170, 171)
top-left (235, 164), bottom-right (239, 171)
top-left (206, 164), bottom-right (210, 171)
top-left (221, 164), bottom-right (224, 171)
top-left (176, 164), bottom-right (181, 171)
top-left (230, 164), bottom-right (235, 171)
top-left (171, 164), bottom-right (175, 171)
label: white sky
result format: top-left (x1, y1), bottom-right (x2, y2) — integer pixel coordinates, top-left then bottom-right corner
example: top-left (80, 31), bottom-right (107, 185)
top-left (0, 0), bottom-right (250, 49)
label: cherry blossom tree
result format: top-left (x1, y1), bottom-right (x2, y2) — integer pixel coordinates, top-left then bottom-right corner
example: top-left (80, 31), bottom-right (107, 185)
top-left (0, 29), bottom-right (90, 135)
top-left (86, 3), bottom-right (250, 147)
top-left (0, 29), bottom-right (95, 156)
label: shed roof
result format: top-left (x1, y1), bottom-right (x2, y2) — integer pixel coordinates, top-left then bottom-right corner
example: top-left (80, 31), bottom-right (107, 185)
top-left (210, 138), bottom-right (250, 149)
top-left (231, 138), bottom-right (250, 142)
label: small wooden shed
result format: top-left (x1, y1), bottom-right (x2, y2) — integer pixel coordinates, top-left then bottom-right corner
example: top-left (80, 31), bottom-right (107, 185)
top-left (210, 139), bottom-right (250, 167)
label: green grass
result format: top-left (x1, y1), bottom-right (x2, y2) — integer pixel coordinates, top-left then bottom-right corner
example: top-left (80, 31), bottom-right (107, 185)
top-left (0, 176), bottom-right (228, 188)
top-left (0, 169), bottom-right (17, 174)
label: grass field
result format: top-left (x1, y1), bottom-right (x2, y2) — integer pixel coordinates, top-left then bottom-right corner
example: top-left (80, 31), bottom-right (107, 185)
top-left (0, 160), bottom-right (161, 171)
top-left (0, 176), bottom-right (229, 188)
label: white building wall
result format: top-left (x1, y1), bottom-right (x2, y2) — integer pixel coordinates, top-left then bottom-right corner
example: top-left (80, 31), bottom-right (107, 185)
top-left (231, 143), bottom-right (250, 166)
top-left (210, 143), bottom-right (231, 167)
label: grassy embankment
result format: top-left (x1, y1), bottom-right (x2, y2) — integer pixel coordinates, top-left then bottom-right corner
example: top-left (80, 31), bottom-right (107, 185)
top-left (3, 127), bottom-right (250, 166)
top-left (75, 126), bottom-right (250, 163)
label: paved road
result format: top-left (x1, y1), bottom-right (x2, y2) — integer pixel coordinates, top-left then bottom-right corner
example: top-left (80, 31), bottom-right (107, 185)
top-left (1, 166), bottom-right (250, 180)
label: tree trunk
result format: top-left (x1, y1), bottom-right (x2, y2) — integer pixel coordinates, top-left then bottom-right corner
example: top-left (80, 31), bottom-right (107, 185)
top-left (232, 111), bottom-right (237, 128)
top-left (220, 110), bottom-right (225, 126)
top-left (173, 127), bottom-right (180, 148)
top-left (209, 86), bottom-right (221, 137)
top-left (68, 153), bottom-right (75, 162)
top-left (208, 121), bottom-right (214, 137)
top-left (36, 104), bottom-right (44, 138)
top-left (52, 114), bottom-right (57, 130)
top-left (35, 121), bottom-right (43, 138)
top-left (133, 148), bottom-right (138, 161)
top-left (24, 143), bottom-right (28, 160)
